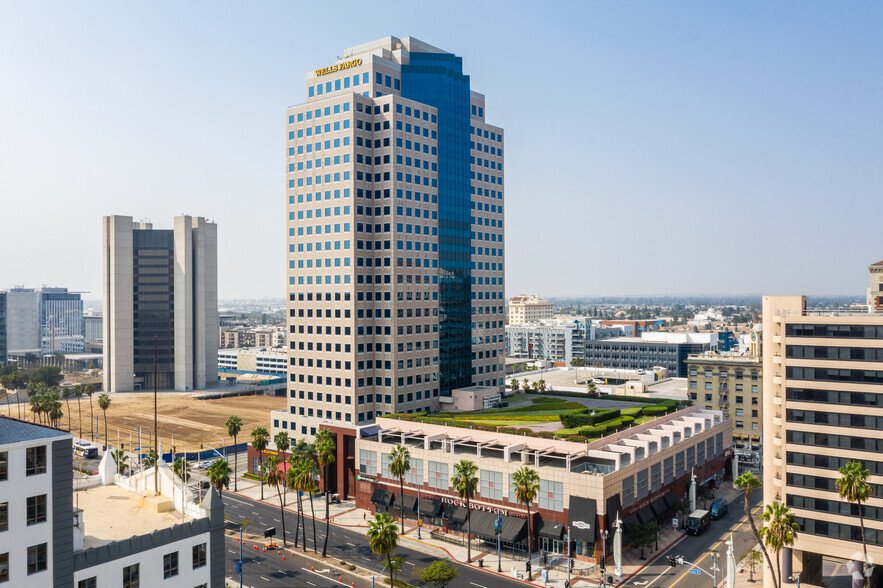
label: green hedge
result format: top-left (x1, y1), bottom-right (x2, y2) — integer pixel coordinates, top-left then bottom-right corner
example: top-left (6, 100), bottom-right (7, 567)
top-left (243, 472), bottom-right (261, 481)
top-left (560, 408), bottom-right (621, 428)
top-left (642, 406), bottom-right (669, 416)
top-left (621, 406), bottom-right (644, 416)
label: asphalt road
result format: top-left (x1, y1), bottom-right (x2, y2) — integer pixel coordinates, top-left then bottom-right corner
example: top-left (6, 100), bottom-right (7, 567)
top-left (221, 492), bottom-right (528, 588)
top-left (620, 491), bottom-right (763, 588)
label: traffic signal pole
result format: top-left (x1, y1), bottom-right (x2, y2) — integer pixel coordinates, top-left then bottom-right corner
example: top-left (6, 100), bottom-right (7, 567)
top-left (667, 554), bottom-right (720, 588)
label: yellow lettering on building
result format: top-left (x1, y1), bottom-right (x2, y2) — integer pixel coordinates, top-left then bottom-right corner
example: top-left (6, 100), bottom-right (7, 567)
top-left (315, 58), bottom-right (362, 77)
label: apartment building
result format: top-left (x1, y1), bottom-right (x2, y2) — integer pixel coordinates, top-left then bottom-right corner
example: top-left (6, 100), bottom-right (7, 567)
top-left (508, 295), bottom-right (553, 326)
top-left (686, 330), bottom-right (762, 444)
top-left (763, 294), bottom-right (883, 586)
top-left (506, 319), bottom-right (585, 364)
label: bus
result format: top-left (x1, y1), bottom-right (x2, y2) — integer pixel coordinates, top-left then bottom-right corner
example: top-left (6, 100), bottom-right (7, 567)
top-left (74, 443), bottom-right (98, 459)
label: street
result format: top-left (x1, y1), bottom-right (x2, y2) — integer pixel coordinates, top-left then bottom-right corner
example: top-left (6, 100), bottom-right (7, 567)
top-left (620, 490), bottom-right (763, 588)
top-left (221, 492), bottom-right (528, 588)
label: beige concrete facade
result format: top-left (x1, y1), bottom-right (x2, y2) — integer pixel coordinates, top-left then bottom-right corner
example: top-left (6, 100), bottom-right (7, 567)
top-left (508, 295), bottom-right (554, 326)
top-left (763, 295), bottom-right (883, 586)
top-left (686, 338), bottom-right (762, 443)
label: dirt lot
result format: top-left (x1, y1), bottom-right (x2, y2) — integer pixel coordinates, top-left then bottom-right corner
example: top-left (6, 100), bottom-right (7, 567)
top-left (7, 392), bottom-right (285, 450)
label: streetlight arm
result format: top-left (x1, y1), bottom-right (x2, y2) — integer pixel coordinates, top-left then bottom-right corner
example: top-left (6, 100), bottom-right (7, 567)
top-left (675, 559), bottom-right (717, 581)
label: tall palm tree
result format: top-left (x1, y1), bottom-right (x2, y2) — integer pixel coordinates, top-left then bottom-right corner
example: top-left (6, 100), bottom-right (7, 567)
top-left (97, 393), bottom-right (111, 447)
top-left (263, 456), bottom-right (288, 546)
top-left (73, 385), bottom-right (83, 436)
top-left (451, 459), bottom-right (479, 563)
top-left (367, 512), bottom-right (399, 588)
top-left (285, 458), bottom-right (304, 549)
top-left (61, 386), bottom-right (72, 431)
top-left (274, 431), bottom-right (291, 505)
top-left (302, 454), bottom-right (320, 553)
top-left (388, 445), bottom-right (412, 534)
top-left (759, 502), bottom-right (799, 588)
top-left (111, 449), bottom-right (129, 475)
top-left (315, 429), bottom-right (337, 557)
top-left (84, 384), bottom-right (95, 441)
top-left (735, 472), bottom-right (777, 588)
top-left (511, 466), bottom-right (540, 556)
top-left (207, 458), bottom-right (232, 497)
top-left (250, 426), bottom-right (269, 500)
top-left (48, 392), bottom-right (63, 428)
top-left (225, 415), bottom-right (243, 491)
top-left (837, 460), bottom-right (871, 583)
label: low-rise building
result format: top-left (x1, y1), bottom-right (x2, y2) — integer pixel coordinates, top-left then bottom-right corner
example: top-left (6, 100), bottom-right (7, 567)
top-left (354, 407), bottom-right (732, 560)
top-left (686, 331), bottom-right (762, 445)
top-left (506, 320), bottom-right (585, 365)
top-left (585, 332), bottom-right (715, 377)
top-left (218, 347), bottom-right (287, 376)
top-left (508, 295), bottom-right (554, 326)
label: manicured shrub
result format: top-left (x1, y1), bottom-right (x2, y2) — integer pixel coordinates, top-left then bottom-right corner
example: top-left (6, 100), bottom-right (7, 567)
top-left (642, 406), bottom-right (668, 416)
top-left (560, 408), bottom-right (621, 428)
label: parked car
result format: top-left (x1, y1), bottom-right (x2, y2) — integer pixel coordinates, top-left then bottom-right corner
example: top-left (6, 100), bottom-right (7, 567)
top-left (710, 498), bottom-right (728, 519)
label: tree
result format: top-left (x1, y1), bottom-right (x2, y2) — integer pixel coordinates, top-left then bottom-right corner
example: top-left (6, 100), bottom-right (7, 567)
top-left (302, 454), bottom-right (320, 554)
top-left (315, 428), bottom-right (337, 557)
top-left (676, 496), bottom-right (691, 528)
top-left (142, 450), bottom-right (157, 469)
top-left (97, 393), bottom-right (111, 447)
top-left (451, 460), bottom-right (479, 563)
top-left (511, 466), bottom-right (540, 556)
top-left (250, 426), bottom-right (269, 500)
top-left (207, 459), bottom-right (232, 496)
top-left (26, 366), bottom-right (62, 387)
top-left (225, 415), bottom-right (243, 492)
top-left (521, 378), bottom-right (530, 392)
top-left (173, 457), bottom-right (191, 482)
top-left (759, 502), bottom-right (799, 588)
top-left (386, 556), bottom-right (404, 586)
top-left (836, 461), bottom-right (871, 582)
top-left (263, 456), bottom-right (288, 546)
top-left (570, 358), bottom-right (586, 368)
top-left (416, 559), bottom-right (458, 588)
top-left (388, 445), bottom-right (412, 534)
top-left (84, 384), bottom-right (95, 441)
top-left (633, 521), bottom-right (658, 559)
top-left (699, 484), bottom-right (715, 509)
top-left (47, 391), bottom-right (63, 427)
top-left (586, 382), bottom-right (597, 396)
top-left (740, 547), bottom-right (764, 583)
top-left (735, 472), bottom-right (777, 588)
top-left (61, 386), bottom-right (72, 430)
top-left (274, 431), bottom-right (291, 505)
top-left (111, 449), bottom-right (129, 475)
top-left (536, 379), bottom-right (546, 393)
top-left (73, 385), bottom-right (83, 437)
top-left (52, 351), bottom-right (65, 366)
top-left (367, 512), bottom-right (399, 588)
top-left (1, 366), bottom-right (25, 418)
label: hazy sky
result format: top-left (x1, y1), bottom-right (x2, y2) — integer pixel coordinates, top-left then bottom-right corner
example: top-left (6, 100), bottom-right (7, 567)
top-left (1, 1), bottom-right (881, 300)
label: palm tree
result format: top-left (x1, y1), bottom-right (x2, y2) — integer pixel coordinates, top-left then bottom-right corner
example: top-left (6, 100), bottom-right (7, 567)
top-left (735, 472), bottom-right (777, 588)
top-left (73, 385), bottom-right (83, 436)
top-left (586, 381), bottom-right (597, 396)
top-left (388, 445), bottom-right (412, 534)
top-left (837, 461), bottom-right (871, 582)
top-left (759, 502), bottom-right (799, 588)
top-left (285, 458), bottom-right (304, 549)
top-left (367, 512), bottom-right (399, 587)
top-left (511, 466), bottom-right (540, 556)
top-left (111, 449), bottom-right (129, 475)
top-left (521, 378), bottom-right (530, 392)
top-left (315, 429), bottom-right (337, 557)
top-left (250, 426), bottom-right (269, 500)
top-left (451, 459), bottom-right (479, 563)
top-left (48, 392), bottom-right (63, 427)
top-left (84, 384), bottom-right (95, 441)
top-left (61, 386), bottom-right (72, 430)
top-left (274, 431), bottom-right (291, 505)
top-left (97, 393), bottom-right (111, 448)
top-left (263, 456), bottom-right (288, 546)
top-left (302, 454), bottom-right (320, 553)
top-left (0, 368), bottom-right (23, 418)
top-left (207, 458), bottom-right (231, 496)
top-left (225, 415), bottom-right (243, 492)
top-left (536, 379), bottom-right (546, 393)
top-left (142, 450), bottom-right (157, 469)
top-left (173, 457), bottom-right (191, 482)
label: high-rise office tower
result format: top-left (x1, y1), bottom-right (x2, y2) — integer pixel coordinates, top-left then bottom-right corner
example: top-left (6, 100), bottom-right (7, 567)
top-left (277, 36), bottom-right (505, 458)
top-left (4, 287), bottom-right (84, 355)
top-left (763, 291), bottom-right (883, 586)
top-left (0, 292), bottom-right (6, 364)
top-left (103, 215), bottom-right (218, 392)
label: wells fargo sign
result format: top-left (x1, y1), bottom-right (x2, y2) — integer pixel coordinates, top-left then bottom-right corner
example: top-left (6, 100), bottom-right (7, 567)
top-left (315, 58), bottom-right (363, 77)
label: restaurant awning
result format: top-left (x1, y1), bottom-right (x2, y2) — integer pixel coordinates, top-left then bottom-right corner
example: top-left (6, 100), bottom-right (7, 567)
top-left (418, 499), bottom-right (442, 517)
top-left (371, 488), bottom-right (393, 506)
top-left (444, 505), bottom-right (468, 523)
top-left (636, 506), bottom-right (655, 524)
top-left (396, 493), bottom-right (417, 512)
top-left (469, 510), bottom-right (498, 540)
top-left (537, 518), bottom-right (565, 540)
top-left (662, 491), bottom-right (677, 510)
top-left (568, 496), bottom-right (597, 543)
top-left (499, 516), bottom-right (528, 544)
top-left (649, 499), bottom-right (666, 517)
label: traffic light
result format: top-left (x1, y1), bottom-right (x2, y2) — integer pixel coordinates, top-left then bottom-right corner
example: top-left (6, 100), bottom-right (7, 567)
top-left (570, 559), bottom-right (575, 571)
top-left (668, 555), bottom-right (676, 567)
top-left (599, 556), bottom-right (605, 568)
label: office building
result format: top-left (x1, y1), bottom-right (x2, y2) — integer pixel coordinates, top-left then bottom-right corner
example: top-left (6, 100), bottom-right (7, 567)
top-left (83, 311), bottom-right (102, 345)
top-left (218, 347), bottom-right (288, 376)
top-left (506, 319), bottom-right (585, 365)
top-left (0, 416), bottom-right (223, 587)
top-left (4, 287), bottom-right (84, 355)
top-left (277, 36), bottom-right (505, 496)
top-left (686, 330), bottom-right (762, 444)
top-left (763, 294), bottom-right (883, 586)
top-left (102, 215), bottom-right (219, 392)
top-left (5, 288), bottom-right (41, 354)
top-left (356, 406), bottom-right (731, 559)
top-left (584, 332), bottom-right (714, 377)
top-left (0, 292), bottom-right (5, 364)
top-left (508, 295), bottom-right (553, 326)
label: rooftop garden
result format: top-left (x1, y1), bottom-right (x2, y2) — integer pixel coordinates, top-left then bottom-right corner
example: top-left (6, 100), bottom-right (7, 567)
top-left (383, 394), bottom-right (686, 443)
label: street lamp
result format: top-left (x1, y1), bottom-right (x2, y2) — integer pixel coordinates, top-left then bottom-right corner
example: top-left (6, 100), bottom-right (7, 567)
top-left (600, 529), bottom-right (609, 587)
top-left (209, 432), bottom-right (227, 459)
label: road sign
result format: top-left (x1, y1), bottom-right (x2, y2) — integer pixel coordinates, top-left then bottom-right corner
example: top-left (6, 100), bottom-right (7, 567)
top-left (689, 569), bottom-right (701, 575)
top-left (264, 527), bottom-right (276, 538)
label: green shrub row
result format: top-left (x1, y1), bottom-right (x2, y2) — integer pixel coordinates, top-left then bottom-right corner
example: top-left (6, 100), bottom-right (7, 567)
top-left (620, 406), bottom-right (645, 416)
top-left (642, 406), bottom-right (669, 416)
top-left (560, 408), bottom-right (621, 428)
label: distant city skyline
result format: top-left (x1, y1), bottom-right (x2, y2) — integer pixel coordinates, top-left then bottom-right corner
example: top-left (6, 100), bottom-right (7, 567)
top-left (1, 2), bottom-right (881, 299)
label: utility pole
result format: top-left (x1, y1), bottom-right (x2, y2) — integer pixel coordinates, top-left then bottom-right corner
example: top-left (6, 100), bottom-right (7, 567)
top-left (711, 551), bottom-right (720, 588)
top-left (417, 485), bottom-right (421, 540)
top-left (566, 525), bottom-right (572, 588)
top-left (153, 334), bottom-right (159, 496)
top-left (497, 513), bottom-right (503, 572)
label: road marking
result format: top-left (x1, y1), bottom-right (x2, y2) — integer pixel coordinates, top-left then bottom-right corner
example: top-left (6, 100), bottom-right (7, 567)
top-left (405, 561), bottom-right (415, 566)
top-left (638, 566), bottom-right (671, 588)
top-left (261, 576), bottom-right (270, 581)
top-left (361, 557), bottom-right (371, 561)
top-left (470, 583), bottom-right (489, 588)
top-left (347, 542), bottom-right (356, 546)
top-left (307, 583), bottom-right (316, 587)
top-left (274, 519), bottom-right (281, 522)
top-left (228, 549), bottom-right (237, 554)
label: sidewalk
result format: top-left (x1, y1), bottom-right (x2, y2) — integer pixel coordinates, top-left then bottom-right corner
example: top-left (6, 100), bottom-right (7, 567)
top-left (227, 476), bottom-right (746, 587)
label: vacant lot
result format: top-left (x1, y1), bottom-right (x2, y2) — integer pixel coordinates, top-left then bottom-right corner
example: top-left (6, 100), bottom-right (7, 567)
top-left (4, 392), bottom-right (285, 449)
